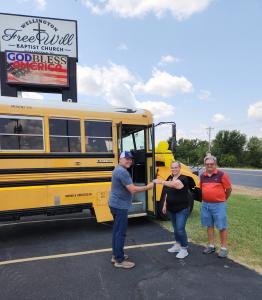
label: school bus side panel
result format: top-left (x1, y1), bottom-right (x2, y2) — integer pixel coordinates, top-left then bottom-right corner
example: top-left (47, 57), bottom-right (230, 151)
top-left (47, 182), bottom-right (113, 222)
top-left (0, 186), bottom-right (48, 211)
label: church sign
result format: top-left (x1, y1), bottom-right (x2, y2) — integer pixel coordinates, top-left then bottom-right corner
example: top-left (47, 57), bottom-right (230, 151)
top-left (0, 13), bottom-right (77, 58)
top-left (0, 13), bottom-right (78, 102)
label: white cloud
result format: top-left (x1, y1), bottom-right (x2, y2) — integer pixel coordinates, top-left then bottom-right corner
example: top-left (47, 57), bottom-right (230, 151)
top-left (248, 101), bottom-right (262, 121)
top-left (76, 62), bottom-right (216, 142)
top-left (82, 0), bottom-right (212, 20)
top-left (158, 55), bottom-right (180, 66)
top-left (117, 43), bottom-right (128, 51)
top-left (212, 113), bottom-right (226, 123)
top-left (198, 89), bottom-right (211, 100)
top-left (135, 100), bottom-right (175, 120)
top-left (77, 63), bottom-right (136, 107)
top-left (135, 99), bottom-right (176, 143)
top-left (77, 63), bottom-right (178, 120)
top-left (22, 92), bottom-right (44, 100)
top-left (134, 69), bottom-right (193, 97)
top-left (77, 63), bottom-right (193, 103)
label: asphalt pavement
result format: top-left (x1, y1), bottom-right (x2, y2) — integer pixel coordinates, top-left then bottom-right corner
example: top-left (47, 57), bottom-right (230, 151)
top-left (0, 215), bottom-right (261, 300)
top-left (220, 168), bottom-right (262, 188)
top-left (193, 167), bottom-right (262, 188)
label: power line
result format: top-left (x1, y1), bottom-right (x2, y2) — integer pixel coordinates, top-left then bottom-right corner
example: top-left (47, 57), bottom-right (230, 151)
top-left (206, 126), bottom-right (214, 154)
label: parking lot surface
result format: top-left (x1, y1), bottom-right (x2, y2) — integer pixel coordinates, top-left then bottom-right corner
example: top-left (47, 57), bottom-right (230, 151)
top-left (0, 214), bottom-right (261, 300)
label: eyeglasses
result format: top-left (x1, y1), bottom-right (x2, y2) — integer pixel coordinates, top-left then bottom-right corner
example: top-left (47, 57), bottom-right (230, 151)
top-left (205, 163), bottom-right (215, 166)
top-left (171, 167), bottom-right (179, 170)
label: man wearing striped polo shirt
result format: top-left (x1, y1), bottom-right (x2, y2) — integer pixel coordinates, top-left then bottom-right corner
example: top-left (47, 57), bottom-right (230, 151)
top-left (200, 155), bottom-right (232, 258)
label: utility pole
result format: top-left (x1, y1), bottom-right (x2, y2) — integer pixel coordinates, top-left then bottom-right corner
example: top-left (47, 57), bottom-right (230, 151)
top-left (206, 126), bottom-right (214, 155)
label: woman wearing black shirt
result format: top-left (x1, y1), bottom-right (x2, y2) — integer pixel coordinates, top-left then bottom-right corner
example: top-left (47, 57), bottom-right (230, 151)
top-left (154, 161), bottom-right (190, 259)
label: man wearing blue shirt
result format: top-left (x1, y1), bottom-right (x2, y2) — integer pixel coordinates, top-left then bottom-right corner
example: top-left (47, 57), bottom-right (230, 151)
top-left (109, 151), bottom-right (153, 269)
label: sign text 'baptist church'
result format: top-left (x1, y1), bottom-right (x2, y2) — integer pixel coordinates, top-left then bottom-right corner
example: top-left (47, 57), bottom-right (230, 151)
top-left (0, 13), bottom-right (77, 58)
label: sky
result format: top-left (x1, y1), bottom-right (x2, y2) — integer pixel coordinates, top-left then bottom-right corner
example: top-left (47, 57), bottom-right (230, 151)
top-left (1, 0), bottom-right (262, 143)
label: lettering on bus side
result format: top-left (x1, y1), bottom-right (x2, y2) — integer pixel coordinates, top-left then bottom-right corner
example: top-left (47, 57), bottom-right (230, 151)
top-left (11, 105), bottom-right (32, 109)
top-left (96, 159), bottom-right (114, 163)
top-left (65, 193), bottom-right (92, 198)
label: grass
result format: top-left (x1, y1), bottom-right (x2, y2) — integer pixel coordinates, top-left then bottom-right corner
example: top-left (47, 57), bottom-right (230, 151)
top-left (159, 194), bottom-right (262, 274)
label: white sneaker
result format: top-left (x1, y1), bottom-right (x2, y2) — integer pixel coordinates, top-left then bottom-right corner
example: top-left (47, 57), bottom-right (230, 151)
top-left (111, 254), bottom-right (129, 264)
top-left (114, 261), bottom-right (135, 269)
top-left (176, 248), bottom-right (189, 259)
top-left (167, 244), bottom-right (181, 253)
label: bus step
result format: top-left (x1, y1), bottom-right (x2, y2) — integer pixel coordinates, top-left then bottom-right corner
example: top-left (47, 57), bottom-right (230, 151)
top-left (129, 201), bottom-right (145, 213)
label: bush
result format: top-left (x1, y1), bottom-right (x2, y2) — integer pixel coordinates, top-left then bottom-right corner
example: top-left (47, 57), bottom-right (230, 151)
top-left (219, 154), bottom-right (238, 167)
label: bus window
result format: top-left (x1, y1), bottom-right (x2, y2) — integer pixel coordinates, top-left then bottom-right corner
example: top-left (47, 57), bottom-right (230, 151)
top-left (0, 115), bottom-right (44, 151)
top-left (121, 126), bottom-right (146, 152)
top-left (49, 118), bottom-right (81, 152)
top-left (122, 134), bottom-right (134, 151)
top-left (85, 121), bottom-right (113, 153)
top-left (148, 127), bottom-right (153, 151)
top-left (134, 129), bottom-right (145, 150)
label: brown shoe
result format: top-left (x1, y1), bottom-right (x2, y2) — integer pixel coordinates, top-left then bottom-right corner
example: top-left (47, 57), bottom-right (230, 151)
top-left (111, 254), bottom-right (129, 264)
top-left (114, 260), bottom-right (135, 269)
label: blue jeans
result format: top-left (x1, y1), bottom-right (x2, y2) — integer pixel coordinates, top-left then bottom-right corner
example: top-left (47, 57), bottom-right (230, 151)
top-left (201, 201), bottom-right (227, 230)
top-left (110, 206), bottom-right (128, 263)
top-left (168, 207), bottom-right (190, 248)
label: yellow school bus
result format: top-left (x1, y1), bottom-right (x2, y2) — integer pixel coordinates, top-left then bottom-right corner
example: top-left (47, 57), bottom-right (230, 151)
top-left (0, 96), bottom-right (200, 222)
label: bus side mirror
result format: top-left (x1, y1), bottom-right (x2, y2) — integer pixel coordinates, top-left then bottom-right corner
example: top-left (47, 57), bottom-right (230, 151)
top-left (170, 139), bottom-right (176, 154)
top-left (171, 124), bottom-right (176, 154)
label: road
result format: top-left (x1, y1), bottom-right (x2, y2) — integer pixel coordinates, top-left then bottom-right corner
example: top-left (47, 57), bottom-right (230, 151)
top-left (0, 214), bottom-right (261, 300)
top-left (220, 168), bottom-right (262, 188)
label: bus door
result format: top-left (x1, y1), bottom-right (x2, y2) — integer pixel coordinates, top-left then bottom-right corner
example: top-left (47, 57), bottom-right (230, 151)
top-left (146, 125), bottom-right (156, 215)
top-left (117, 124), bottom-right (149, 216)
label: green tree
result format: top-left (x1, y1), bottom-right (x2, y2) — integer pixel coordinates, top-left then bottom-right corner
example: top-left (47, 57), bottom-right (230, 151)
top-left (246, 137), bottom-right (262, 167)
top-left (212, 130), bottom-right (246, 166)
top-left (219, 154), bottom-right (238, 167)
top-left (169, 138), bottom-right (208, 165)
top-left (195, 140), bottom-right (209, 164)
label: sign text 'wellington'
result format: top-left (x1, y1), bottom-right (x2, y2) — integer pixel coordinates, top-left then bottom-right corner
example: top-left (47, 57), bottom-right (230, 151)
top-left (0, 13), bottom-right (77, 58)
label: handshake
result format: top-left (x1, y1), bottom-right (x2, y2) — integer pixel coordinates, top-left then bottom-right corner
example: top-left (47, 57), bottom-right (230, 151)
top-left (145, 179), bottom-right (165, 190)
top-left (153, 179), bottom-right (164, 184)
top-left (147, 178), bottom-right (181, 189)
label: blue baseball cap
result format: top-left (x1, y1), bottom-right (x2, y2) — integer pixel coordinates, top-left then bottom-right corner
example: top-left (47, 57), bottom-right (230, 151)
top-left (120, 151), bottom-right (134, 159)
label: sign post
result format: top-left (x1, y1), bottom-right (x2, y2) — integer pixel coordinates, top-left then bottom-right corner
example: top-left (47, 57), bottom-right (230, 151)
top-left (0, 13), bottom-right (78, 102)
